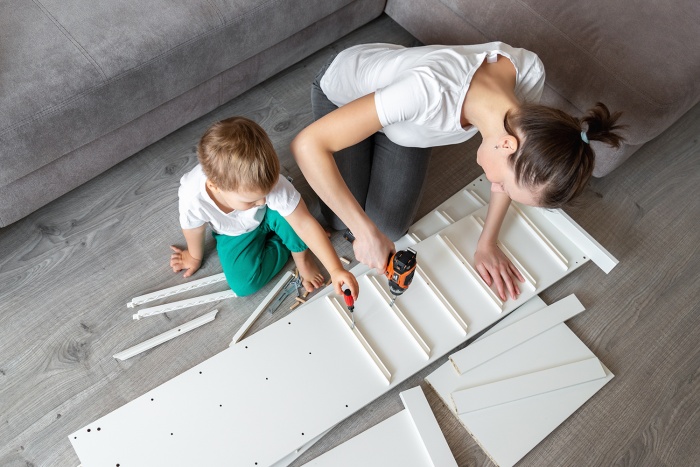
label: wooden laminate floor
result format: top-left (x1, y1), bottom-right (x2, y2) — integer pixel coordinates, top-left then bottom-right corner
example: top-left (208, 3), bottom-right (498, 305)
top-left (1, 14), bottom-right (698, 467)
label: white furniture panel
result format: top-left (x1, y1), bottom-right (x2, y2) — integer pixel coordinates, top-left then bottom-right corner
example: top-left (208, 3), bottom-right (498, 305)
top-left (71, 304), bottom-right (390, 467)
top-left (407, 177), bottom-right (491, 242)
top-left (305, 387), bottom-right (457, 467)
top-left (426, 297), bottom-right (614, 467)
top-left (401, 387), bottom-right (458, 467)
top-left (71, 176), bottom-right (615, 467)
top-left (449, 294), bottom-right (585, 374)
top-left (451, 357), bottom-right (606, 414)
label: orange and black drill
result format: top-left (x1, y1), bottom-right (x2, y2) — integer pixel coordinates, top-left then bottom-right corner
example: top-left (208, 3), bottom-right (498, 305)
top-left (343, 229), bottom-right (417, 306)
top-left (385, 248), bottom-right (417, 306)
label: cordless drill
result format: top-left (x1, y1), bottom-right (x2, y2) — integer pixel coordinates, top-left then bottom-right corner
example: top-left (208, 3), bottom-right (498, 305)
top-left (385, 248), bottom-right (417, 306)
top-left (343, 229), bottom-right (417, 306)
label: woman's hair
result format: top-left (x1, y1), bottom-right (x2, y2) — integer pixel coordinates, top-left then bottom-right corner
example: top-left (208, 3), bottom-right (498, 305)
top-left (197, 116), bottom-right (280, 193)
top-left (504, 102), bottom-right (625, 208)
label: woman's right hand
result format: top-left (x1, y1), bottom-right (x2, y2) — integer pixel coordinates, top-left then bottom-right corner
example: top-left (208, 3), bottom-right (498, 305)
top-left (352, 226), bottom-right (395, 273)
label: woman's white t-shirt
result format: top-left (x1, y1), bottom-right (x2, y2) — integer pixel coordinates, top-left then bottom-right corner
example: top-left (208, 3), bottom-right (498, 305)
top-left (178, 164), bottom-right (300, 236)
top-left (320, 41), bottom-right (545, 148)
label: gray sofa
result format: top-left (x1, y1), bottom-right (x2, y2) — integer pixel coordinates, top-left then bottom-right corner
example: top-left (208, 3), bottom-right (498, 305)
top-left (0, 0), bottom-right (385, 227)
top-left (3, 0), bottom-right (698, 228)
top-left (385, 0), bottom-right (700, 178)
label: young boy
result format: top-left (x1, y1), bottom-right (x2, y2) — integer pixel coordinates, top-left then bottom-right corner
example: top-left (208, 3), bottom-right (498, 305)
top-left (170, 116), bottom-right (359, 299)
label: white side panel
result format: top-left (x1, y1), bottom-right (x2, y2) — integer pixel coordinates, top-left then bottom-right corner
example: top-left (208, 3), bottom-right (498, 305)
top-left (451, 357), bottom-right (607, 414)
top-left (536, 207), bottom-right (618, 273)
top-left (304, 411), bottom-right (432, 467)
top-left (306, 387), bottom-right (456, 467)
top-left (401, 387), bottom-right (458, 467)
top-left (449, 294), bottom-right (585, 374)
top-left (461, 361), bottom-right (613, 467)
top-left (426, 321), bottom-right (614, 467)
top-left (409, 207), bottom-right (587, 340)
top-left (71, 299), bottom-right (391, 467)
top-left (272, 428), bottom-right (332, 467)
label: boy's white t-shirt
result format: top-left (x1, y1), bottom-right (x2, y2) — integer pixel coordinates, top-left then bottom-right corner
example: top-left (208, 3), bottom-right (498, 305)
top-left (320, 41), bottom-right (545, 148)
top-left (178, 164), bottom-right (300, 236)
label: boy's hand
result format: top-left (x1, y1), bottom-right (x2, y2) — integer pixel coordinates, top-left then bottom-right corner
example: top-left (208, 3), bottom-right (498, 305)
top-left (330, 268), bottom-right (359, 300)
top-left (170, 245), bottom-right (202, 278)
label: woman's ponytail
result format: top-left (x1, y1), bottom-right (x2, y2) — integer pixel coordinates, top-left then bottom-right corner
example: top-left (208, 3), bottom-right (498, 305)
top-left (581, 103), bottom-right (625, 148)
top-left (505, 102), bottom-right (625, 208)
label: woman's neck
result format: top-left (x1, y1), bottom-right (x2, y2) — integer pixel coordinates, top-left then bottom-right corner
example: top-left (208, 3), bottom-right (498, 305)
top-left (462, 55), bottom-right (519, 138)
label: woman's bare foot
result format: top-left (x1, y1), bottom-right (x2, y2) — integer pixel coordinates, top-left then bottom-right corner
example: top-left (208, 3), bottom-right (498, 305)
top-left (291, 249), bottom-right (325, 292)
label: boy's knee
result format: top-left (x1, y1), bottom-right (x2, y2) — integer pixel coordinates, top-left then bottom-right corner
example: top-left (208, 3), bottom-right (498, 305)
top-left (225, 271), bottom-right (268, 297)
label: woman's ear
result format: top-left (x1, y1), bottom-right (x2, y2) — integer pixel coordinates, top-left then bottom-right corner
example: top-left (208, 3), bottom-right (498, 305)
top-left (500, 134), bottom-right (519, 155)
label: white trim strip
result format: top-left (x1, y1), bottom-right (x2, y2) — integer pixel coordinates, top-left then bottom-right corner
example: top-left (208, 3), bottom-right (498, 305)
top-left (511, 204), bottom-right (569, 269)
top-left (132, 290), bottom-right (236, 320)
top-left (451, 357), bottom-right (606, 414)
top-left (435, 210), bottom-right (455, 225)
top-left (464, 189), bottom-right (487, 207)
top-left (368, 275), bottom-right (430, 357)
top-left (437, 234), bottom-right (503, 310)
top-left (539, 207), bottom-right (619, 273)
top-left (415, 265), bottom-right (468, 333)
top-left (327, 296), bottom-right (392, 383)
top-left (127, 273), bottom-right (226, 308)
top-left (114, 310), bottom-right (218, 361)
top-left (401, 387), bottom-right (459, 467)
top-left (230, 271), bottom-right (294, 345)
top-left (450, 294), bottom-right (585, 374)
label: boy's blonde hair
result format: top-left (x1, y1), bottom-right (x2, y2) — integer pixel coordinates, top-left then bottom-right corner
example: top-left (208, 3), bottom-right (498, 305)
top-left (197, 116), bottom-right (280, 193)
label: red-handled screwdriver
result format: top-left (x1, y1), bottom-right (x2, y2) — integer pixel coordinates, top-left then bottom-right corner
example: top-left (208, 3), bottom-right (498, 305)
top-left (343, 289), bottom-right (355, 329)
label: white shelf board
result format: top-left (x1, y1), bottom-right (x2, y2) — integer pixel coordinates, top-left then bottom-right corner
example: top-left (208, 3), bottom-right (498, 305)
top-left (305, 387), bottom-right (456, 467)
top-left (426, 304), bottom-right (614, 467)
top-left (449, 294), bottom-right (585, 374)
top-left (451, 357), bottom-right (606, 414)
top-left (401, 387), bottom-right (458, 467)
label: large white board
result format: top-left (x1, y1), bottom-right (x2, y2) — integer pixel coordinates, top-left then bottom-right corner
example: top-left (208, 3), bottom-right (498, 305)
top-left (426, 297), bottom-right (614, 467)
top-left (70, 177), bottom-right (613, 466)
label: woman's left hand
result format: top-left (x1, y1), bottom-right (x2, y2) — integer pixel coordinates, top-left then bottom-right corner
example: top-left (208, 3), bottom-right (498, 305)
top-left (474, 241), bottom-right (524, 301)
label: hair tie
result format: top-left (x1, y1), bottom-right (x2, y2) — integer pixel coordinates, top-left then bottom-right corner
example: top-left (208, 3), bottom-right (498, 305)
top-left (580, 130), bottom-right (589, 144)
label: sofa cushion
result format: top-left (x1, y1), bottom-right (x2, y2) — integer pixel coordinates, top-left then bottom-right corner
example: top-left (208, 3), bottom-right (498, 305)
top-left (0, 0), bottom-right (357, 188)
top-left (437, 0), bottom-right (700, 147)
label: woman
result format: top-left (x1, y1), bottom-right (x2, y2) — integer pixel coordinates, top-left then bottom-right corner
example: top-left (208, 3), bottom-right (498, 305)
top-left (291, 42), bottom-right (624, 301)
